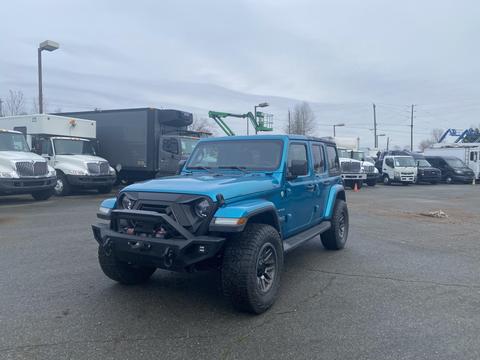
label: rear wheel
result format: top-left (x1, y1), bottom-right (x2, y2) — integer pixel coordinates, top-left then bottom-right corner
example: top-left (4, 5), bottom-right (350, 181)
top-left (98, 246), bottom-right (156, 285)
top-left (445, 176), bottom-right (453, 184)
top-left (321, 199), bottom-right (349, 250)
top-left (54, 172), bottom-right (71, 196)
top-left (31, 189), bottom-right (54, 201)
top-left (221, 223), bottom-right (283, 314)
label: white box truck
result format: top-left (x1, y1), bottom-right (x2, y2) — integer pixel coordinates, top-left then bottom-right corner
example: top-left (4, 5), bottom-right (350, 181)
top-left (0, 129), bottom-right (56, 200)
top-left (424, 143), bottom-right (480, 180)
top-left (0, 115), bottom-right (116, 196)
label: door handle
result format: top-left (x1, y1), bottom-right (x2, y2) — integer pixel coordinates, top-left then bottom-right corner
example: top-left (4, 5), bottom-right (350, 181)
top-left (306, 184), bottom-right (316, 191)
top-left (322, 180), bottom-right (331, 186)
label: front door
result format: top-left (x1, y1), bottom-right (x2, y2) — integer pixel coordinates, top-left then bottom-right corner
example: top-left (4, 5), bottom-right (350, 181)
top-left (283, 142), bottom-right (316, 237)
top-left (159, 137), bottom-right (181, 176)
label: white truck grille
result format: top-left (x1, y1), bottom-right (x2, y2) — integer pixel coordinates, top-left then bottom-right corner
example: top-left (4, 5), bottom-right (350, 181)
top-left (15, 161), bottom-right (48, 177)
top-left (87, 162), bottom-right (109, 175)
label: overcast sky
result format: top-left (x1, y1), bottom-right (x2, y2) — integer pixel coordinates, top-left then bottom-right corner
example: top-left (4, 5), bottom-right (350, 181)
top-left (1, 0), bottom-right (480, 149)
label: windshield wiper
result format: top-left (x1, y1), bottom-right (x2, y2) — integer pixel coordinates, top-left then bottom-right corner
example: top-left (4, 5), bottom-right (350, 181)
top-left (218, 166), bottom-right (250, 173)
top-left (186, 166), bottom-right (217, 173)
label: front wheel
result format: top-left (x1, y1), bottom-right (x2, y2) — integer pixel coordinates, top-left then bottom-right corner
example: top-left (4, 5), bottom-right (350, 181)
top-left (98, 246), bottom-right (156, 285)
top-left (54, 172), bottom-right (71, 196)
top-left (321, 199), bottom-right (349, 250)
top-left (221, 223), bottom-right (283, 314)
top-left (445, 176), bottom-right (453, 184)
top-left (383, 175), bottom-right (391, 185)
top-left (366, 179), bottom-right (377, 187)
top-left (31, 189), bottom-right (54, 201)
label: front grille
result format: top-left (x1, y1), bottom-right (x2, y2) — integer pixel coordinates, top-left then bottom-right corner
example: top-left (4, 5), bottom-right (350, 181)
top-left (87, 162), bottom-right (109, 175)
top-left (15, 161), bottom-right (48, 177)
top-left (363, 165), bottom-right (375, 173)
top-left (140, 203), bottom-right (169, 214)
top-left (341, 161), bottom-right (361, 173)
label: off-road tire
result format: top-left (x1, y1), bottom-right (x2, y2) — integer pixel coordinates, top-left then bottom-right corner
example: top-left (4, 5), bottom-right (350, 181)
top-left (55, 172), bottom-right (71, 196)
top-left (321, 199), bottom-right (349, 250)
top-left (98, 246), bottom-right (156, 285)
top-left (98, 185), bottom-right (113, 194)
top-left (31, 189), bottom-right (54, 201)
top-left (221, 223), bottom-right (283, 314)
top-left (383, 175), bottom-right (391, 185)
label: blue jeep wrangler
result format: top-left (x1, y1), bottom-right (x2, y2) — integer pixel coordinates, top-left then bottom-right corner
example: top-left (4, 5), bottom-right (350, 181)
top-left (92, 135), bottom-right (348, 314)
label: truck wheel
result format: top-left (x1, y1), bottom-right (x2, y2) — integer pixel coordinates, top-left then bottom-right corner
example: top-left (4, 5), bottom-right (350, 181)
top-left (321, 199), bottom-right (349, 250)
top-left (98, 246), bottom-right (156, 285)
top-left (54, 172), bottom-right (71, 196)
top-left (97, 185), bottom-right (113, 194)
top-left (366, 179), bottom-right (377, 187)
top-left (402, 182), bottom-right (409, 186)
top-left (383, 175), bottom-right (391, 185)
top-left (221, 223), bottom-right (283, 314)
top-left (445, 176), bottom-right (453, 184)
top-left (31, 189), bottom-right (54, 201)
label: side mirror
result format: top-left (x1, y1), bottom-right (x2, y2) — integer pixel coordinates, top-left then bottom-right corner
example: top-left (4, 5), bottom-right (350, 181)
top-left (287, 160), bottom-right (308, 180)
top-left (176, 159), bottom-right (187, 175)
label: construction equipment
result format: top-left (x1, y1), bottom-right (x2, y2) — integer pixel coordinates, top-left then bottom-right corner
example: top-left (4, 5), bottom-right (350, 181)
top-left (438, 128), bottom-right (480, 143)
top-left (208, 110), bottom-right (273, 136)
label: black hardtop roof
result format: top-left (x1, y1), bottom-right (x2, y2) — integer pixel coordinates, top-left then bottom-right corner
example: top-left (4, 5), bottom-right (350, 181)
top-left (424, 155), bottom-right (460, 159)
top-left (57, 107), bottom-right (191, 115)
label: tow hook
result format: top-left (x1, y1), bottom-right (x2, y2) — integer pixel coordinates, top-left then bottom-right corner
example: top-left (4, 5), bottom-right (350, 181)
top-left (163, 247), bottom-right (175, 268)
top-left (127, 240), bottom-right (152, 251)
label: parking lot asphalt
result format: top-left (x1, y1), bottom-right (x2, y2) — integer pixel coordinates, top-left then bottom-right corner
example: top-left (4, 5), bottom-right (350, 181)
top-left (1, 184), bottom-right (480, 360)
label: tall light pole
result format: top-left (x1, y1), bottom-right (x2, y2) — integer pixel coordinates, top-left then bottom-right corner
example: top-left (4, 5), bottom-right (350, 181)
top-left (333, 123), bottom-right (345, 137)
top-left (251, 102), bottom-right (269, 135)
top-left (38, 40), bottom-right (59, 113)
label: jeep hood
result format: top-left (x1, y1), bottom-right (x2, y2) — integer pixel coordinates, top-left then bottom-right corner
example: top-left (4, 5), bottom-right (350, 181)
top-left (124, 174), bottom-right (281, 201)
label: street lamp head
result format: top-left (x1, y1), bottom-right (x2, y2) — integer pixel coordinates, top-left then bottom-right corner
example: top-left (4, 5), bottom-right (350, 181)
top-left (378, 133), bottom-right (386, 137)
top-left (39, 40), bottom-right (59, 52)
top-left (335, 123), bottom-right (345, 127)
top-left (257, 102), bottom-right (269, 108)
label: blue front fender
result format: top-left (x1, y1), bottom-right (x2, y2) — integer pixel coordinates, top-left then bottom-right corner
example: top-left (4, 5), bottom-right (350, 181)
top-left (213, 199), bottom-right (277, 219)
top-left (324, 184), bottom-right (346, 219)
top-left (100, 197), bottom-right (116, 209)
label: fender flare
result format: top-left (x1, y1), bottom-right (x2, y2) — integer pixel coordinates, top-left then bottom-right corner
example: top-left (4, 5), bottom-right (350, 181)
top-left (324, 184), bottom-right (346, 219)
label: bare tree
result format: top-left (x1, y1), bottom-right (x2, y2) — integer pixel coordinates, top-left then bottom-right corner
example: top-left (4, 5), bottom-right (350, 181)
top-left (284, 102), bottom-right (316, 135)
top-left (189, 116), bottom-right (213, 133)
top-left (418, 128), bottom-right (444, 151)
top-left (4, 90), bottom-right (26, 116)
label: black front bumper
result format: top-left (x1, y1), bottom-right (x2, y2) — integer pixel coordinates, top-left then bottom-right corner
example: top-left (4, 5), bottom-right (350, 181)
top-left (0, 176), bottom-right (56, 195)
top-left (67, 174), bottom-right (116, 188)
top-left (451, 174), bottom-right (475, 183)
top-left (92, 209), bottom-right (226, 271)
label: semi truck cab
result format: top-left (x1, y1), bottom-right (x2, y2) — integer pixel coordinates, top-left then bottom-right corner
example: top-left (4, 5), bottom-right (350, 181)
top-left (33, 136), bottom-right (116, 195)
top-left (0, 129), bottom-right (56, 200)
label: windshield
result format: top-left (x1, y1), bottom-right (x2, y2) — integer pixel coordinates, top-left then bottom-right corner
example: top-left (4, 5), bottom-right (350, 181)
top-left (394, 157), bottom-right (416, 167)
top-left (0, 132), bottom-right (30, 152)
top-left (338, 149), bottom-right (351, 158)
top-left (445, 158), bottom-right (466, 168)
top-left (416, 159), bottom-right (432, 167)
top-left (180, 138), bottom-right (199, 156)
top-left (351, 151), bottom-right (364, 161)
top-left (53, 139), bottom-right (96, 155)
top-left (187, 140), bottom-right (283, 171)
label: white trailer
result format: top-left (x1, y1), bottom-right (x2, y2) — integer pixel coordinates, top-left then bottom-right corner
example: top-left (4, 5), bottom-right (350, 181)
top-left (424, 143), bottom-right (480, 179)
top-left (0, 114), bottom-right (116, 195)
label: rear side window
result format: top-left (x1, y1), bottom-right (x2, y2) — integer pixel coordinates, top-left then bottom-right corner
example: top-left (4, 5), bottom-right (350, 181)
top-left (326, 145), bottom-right (340, 174)
top-left (287, 143), bottom-right (308, 176)
top-left (312, 143), bottom-right (325, 173)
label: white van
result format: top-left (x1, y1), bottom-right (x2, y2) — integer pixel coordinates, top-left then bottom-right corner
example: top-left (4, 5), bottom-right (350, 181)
top-left (382, 155), bottom-right (417, 185)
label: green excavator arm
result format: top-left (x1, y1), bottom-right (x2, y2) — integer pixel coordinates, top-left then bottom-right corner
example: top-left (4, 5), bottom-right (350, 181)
top-left (208, 110), bottom-right (273, 136)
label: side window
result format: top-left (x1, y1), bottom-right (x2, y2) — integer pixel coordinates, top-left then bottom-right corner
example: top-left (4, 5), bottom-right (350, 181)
top-left (312, 143), bottom-right (325, 173)
top-left (287, 143), bottom-right (308, 177)
top-left (326, 145), bottom-right (340, 174)
top-left (40, 140), bottom-right (53, 156)
top-left (163, 138), bottom-right (179, 154)
top-left (470, 151), bottom-right (477, 162)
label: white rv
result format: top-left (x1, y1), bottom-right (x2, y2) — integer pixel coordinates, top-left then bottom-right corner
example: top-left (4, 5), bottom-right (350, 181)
top-left (0, 129), bottom-right (56, 200)
top-left (0, 115), bottom-right (116, 195)
top-left (424, 143), bottom-right (480, 180)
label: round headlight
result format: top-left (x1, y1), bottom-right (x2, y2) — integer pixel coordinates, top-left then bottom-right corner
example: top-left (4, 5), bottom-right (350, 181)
top-left (195, 199), bottom-right (211, 218)
top-left (120, 194), bottom-right (136, 210)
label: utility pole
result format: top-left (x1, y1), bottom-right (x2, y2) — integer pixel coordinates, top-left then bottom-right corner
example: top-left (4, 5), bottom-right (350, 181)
top-left (410, 104), bottom-right (414, 151)
top-left (373, 103), bottom-right (377, 147)
top-left (287, 109), bottom-right (291, 134)
top-left (386, 136), bottom-right (390, 151)
top-left (0, 98), bottom-right (3, 117)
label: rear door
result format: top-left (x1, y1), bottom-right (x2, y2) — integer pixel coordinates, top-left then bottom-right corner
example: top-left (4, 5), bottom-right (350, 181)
top-left (311, 142), bottom-right (330, 223)
top-left (283, 141), bottom-right (316, 236)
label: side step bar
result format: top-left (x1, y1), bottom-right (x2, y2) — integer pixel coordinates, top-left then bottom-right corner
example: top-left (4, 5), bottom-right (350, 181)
top-left (283, 221), bottom-right (331, 253)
